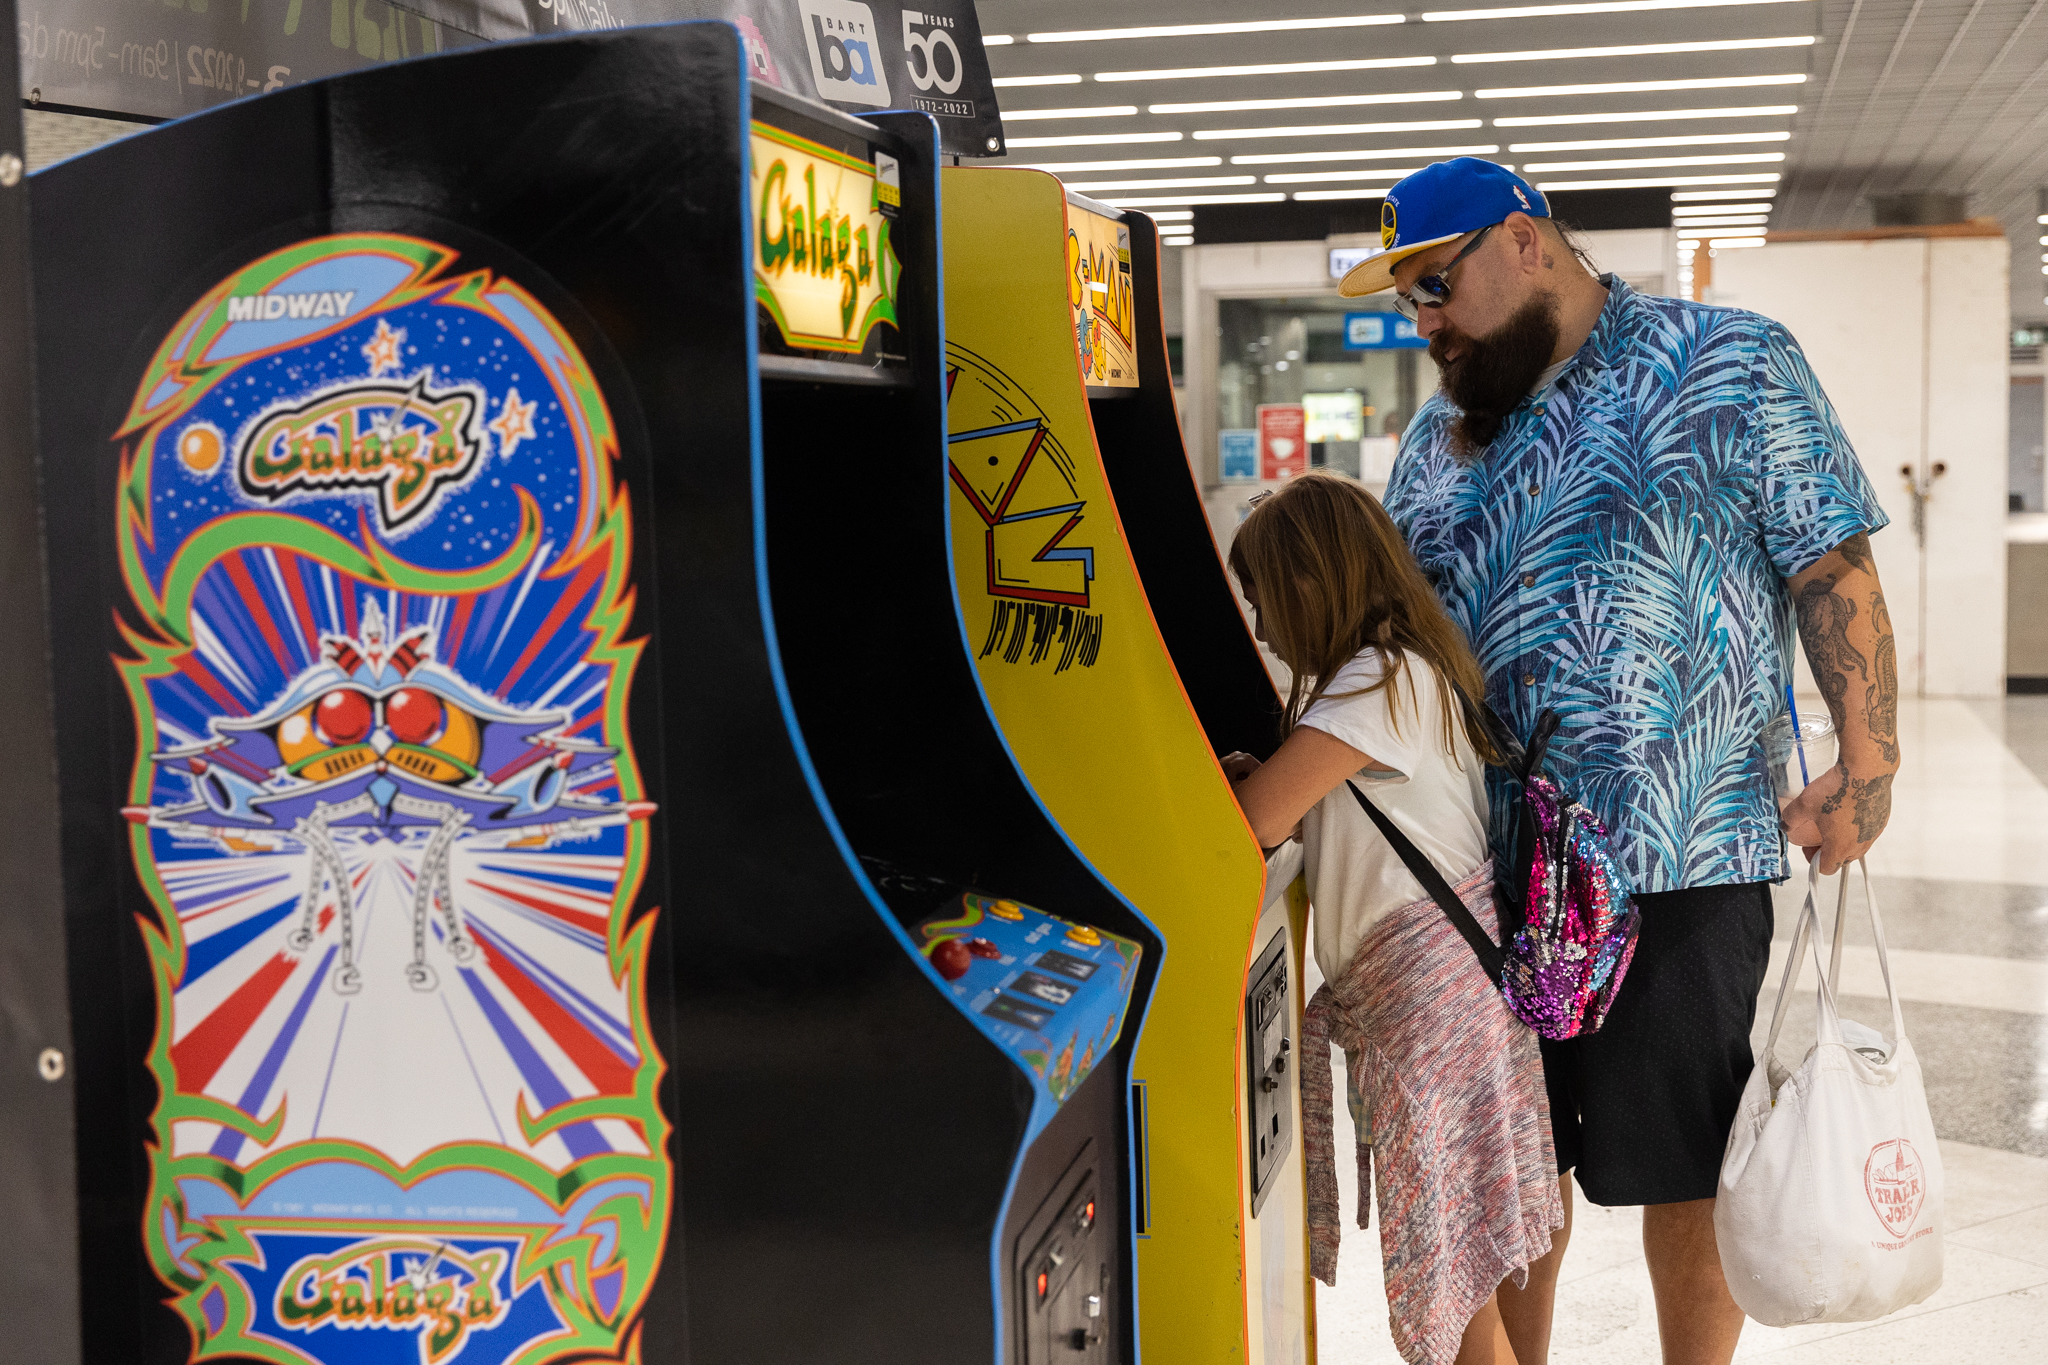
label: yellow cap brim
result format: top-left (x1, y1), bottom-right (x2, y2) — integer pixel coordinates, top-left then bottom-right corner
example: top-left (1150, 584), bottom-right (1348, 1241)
top-left (1337, 233), bottom-right (1461, 297)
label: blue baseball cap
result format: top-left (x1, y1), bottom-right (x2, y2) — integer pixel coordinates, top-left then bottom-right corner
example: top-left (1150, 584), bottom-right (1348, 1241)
top-left (1338, 158), bottom-right (1550, 297)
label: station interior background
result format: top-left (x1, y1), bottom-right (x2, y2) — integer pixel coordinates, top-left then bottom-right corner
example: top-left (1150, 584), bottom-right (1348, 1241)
top-left (16, 2), bottom-right (2048, 1361)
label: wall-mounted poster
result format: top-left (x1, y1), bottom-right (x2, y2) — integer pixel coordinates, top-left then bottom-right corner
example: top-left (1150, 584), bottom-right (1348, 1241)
top-left (113, 231), bottom-right (668, 1365)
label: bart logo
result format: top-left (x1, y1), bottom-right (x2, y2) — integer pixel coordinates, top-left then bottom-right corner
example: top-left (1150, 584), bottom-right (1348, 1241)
top-left (1381, 199), bottom-right (1397, 249)
top-left (799, 0), bottom-right (892, 106)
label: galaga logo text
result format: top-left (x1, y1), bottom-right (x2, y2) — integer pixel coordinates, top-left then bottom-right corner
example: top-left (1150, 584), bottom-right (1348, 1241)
top-left (237, 375), bottom-right (488, 531)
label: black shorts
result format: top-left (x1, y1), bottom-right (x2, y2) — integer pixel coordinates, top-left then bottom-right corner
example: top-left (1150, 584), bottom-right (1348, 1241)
top-left (1540, 880), bottom-right (1775, 1207)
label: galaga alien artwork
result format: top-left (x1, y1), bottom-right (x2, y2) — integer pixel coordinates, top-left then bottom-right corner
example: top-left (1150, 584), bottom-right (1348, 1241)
top-left (111, 233), bottom-right (669, 1365)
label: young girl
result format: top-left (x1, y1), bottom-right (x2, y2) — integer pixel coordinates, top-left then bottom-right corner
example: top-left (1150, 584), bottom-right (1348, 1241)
top-left (1221, 472), bottom-right (1563, 1365)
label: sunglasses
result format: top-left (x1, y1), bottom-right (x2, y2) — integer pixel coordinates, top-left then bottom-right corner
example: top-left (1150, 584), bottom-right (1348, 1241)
top-left (1391, 222), bottom-right (1498, 321)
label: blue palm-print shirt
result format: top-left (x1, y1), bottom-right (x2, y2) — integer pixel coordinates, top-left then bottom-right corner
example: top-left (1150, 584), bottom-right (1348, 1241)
top-left (1385, 277), bottom-right (1888, 894)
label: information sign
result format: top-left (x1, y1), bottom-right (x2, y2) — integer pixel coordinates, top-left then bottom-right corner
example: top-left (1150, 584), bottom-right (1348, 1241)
top-left (1344, 311), bottom-right (1428, 350)
top-left (1219, 428), bottom-right (1257, 482)
top-left (1257, 403), bottom-right (1306, 481)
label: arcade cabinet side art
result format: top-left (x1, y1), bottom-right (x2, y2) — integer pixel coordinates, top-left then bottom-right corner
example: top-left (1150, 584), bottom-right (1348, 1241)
top-left (112, 233), bottom-right (667, 1365)
top-left (941, 164), bottom-right (1275, 1365)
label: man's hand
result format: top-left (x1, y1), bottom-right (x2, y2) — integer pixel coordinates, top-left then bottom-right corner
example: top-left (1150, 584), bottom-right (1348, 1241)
top-left (1785, 531), bottom-right (1900, 876)
top-left (1219, 750), bottom-right (1263, 784)
top-left (1781, 762), bottom-right (1893, 876)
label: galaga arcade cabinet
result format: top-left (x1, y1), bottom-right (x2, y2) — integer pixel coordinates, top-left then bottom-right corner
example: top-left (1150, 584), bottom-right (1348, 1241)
top-left (21, 24), bottom-right (1157, 1365)
top-left (942, 168), bottom-right (1316, 1365)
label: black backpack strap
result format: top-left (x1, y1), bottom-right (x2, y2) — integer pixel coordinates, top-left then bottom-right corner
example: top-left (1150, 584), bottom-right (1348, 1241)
top-left (1345, 781), bottom-right (1504, 982)
top-left (1522, 709), bottom-right (1562, 783)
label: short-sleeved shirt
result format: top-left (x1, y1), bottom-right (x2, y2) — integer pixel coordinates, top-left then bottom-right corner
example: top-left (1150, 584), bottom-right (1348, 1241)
top-left (1385, 277), bottom-right (1888, 894)
top-left (1296, 650), bottom-right (1489, 985)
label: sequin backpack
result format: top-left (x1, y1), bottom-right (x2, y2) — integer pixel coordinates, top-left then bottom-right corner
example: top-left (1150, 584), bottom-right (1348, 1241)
top-left (1345, 703), bottom-right (1640, 1040)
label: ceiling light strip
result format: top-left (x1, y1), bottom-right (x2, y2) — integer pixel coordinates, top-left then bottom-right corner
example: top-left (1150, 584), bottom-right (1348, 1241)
top-left (1492, 104), bottom-right (1799, 126)
top-left (1507, 131), bottom-right (1790, 151)
top-left (1263, 169), bottom-right (1424, 183)
top-left (1478, 73), bottom-right (1806, 98)
top-left (1452, 36), bottom-right (1816, 64)
top-left (1293, 189), bottom-right (1394, 200)
top-left (1027, 16), bottom-right (1406, 42)
top-left (984, 35), bottom-right (1014, 46)
top-left (1095, 56), bottom-right (1438, 82)
top-left (1671, 187), bottom-right (1777, 199)
top-left (1671, 215), bottom-right (1770, 226)
top-left (1149, 91), bottom-right (1465, 114)
top-left (992, 74), bottom-right (1083, 87)
top-left (1194, 119), bottom-right (1486, 141)
top-left (1063, 176), bottom-right (1260, 191)
top-left (1001, 106), bottom-right (1140, 121)
top-left (1518, 152), bottom-right (1786, 170)
top-left (1149, 210), bottom-right (1195, 221)
top-left (1100, 193), bottom-right (1289, 206)
top-left (1427, 0), bottom-right (1802, 17)
top-left (1536, 172), bottom-right (1781, 187)
top-left (1229, 144), bottom-right (1501, 165)
top-left (1008, 132), bottom-right (1186, 148)
top-left (1016, 157), bottom-right (1224, 172)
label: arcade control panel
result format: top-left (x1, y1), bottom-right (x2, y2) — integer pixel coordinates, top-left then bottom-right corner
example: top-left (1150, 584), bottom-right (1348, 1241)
top-left (914, 892), bottom-right (1142, 1112)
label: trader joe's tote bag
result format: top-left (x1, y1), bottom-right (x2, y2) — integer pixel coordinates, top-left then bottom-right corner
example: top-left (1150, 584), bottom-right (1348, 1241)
top-left (1715, 860), bottom-right (1943, 1326)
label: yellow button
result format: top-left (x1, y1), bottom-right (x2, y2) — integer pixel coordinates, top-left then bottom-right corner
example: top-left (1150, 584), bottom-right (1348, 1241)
top-left (989, 899), bottom-right (1025, 921)
top-left (1065, 923), bottom-right (1102, 946)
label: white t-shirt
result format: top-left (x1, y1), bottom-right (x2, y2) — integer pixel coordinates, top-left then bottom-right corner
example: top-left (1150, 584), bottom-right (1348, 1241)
top-left (1296, 648), bottom-right (1490, 987)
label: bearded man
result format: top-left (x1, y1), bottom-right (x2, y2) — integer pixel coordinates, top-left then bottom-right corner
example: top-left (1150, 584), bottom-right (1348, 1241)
top-left (1345, 159), bottom-right (1901, 1365)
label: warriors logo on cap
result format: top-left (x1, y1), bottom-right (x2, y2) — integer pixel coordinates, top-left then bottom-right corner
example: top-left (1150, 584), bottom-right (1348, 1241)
top-left (1381, 199), bottom-right (1397, 249)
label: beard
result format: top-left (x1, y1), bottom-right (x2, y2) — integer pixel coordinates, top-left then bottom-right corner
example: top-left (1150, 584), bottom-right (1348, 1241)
top-left (1429, 293), bottom-right (1562, 463)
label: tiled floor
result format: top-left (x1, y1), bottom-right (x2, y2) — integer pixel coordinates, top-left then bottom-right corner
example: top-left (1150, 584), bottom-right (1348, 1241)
top-left (1310, 697), bottom-right (2048, 1362)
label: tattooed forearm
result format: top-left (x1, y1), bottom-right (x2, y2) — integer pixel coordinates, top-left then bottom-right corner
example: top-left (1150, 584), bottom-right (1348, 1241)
top-left (1819, 770), bottom-right (1894, 842)
top-left (1795, 572), bottom-right (1869, 732)
top-left (1869, 591), bottom-right (1899, 766)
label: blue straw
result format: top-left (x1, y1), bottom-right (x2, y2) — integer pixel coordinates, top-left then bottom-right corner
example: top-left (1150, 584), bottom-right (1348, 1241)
top-left (1786, 683), bottom-right (1811, 786)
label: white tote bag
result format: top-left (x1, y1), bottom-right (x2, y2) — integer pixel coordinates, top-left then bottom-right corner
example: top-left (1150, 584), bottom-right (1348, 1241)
top-left (1715, 859), bottom-right (1944, 1326)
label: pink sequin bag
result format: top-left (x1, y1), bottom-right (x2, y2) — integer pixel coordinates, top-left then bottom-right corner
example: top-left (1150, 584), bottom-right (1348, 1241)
top-left (1347, 705), bottom-right (1640, 1040)
top-left (1481, 707), bottom-right (1640, 1039)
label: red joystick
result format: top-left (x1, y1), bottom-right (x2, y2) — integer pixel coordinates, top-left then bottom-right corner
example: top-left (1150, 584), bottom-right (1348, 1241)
top-left (314, 689), bottom-right (373, 746)
top-left (965, 939), bottom-right (1002, 959)
top-left (930, 939), bottom-right (972, 981)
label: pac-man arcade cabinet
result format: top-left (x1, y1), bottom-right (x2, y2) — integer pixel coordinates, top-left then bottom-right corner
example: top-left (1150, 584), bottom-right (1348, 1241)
top-left (22, 24), bottom-right (1154, 1365)
top-left (942, 167), bottom-right (1314, 1365)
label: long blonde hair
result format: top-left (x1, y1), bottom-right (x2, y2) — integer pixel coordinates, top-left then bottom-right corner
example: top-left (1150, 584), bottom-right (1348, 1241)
top-left (1227, 471), bottom-right (1490, 758)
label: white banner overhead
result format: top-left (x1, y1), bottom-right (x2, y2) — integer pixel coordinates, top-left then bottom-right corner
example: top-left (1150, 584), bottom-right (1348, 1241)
top-left (14, 0), bottom-right (1009, 157)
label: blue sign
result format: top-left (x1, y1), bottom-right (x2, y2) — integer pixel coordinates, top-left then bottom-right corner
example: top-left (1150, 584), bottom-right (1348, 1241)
top-left (1219, 428), bottom-right (1258, 481)
top-left (1344, 312), bottom-right (1428, 350)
